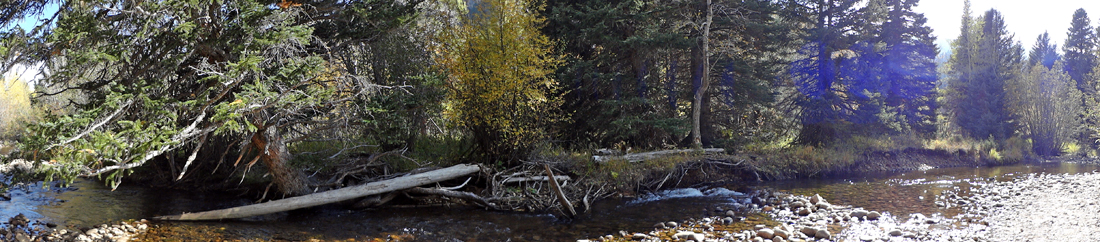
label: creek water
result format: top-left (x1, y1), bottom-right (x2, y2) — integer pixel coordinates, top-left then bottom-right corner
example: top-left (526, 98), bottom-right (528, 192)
top-left (3, 162), bottom-right (1097, 241)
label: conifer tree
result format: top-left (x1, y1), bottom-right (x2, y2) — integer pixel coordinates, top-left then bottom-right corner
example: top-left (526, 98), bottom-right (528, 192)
top-left (1063, 8), bottom-right (1096, 93)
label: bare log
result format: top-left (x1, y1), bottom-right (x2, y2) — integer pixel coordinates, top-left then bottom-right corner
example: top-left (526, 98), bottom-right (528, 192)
top-left (153, 164), bottom-right (482, 221)
top-left (543, 164), bottom-right (575, 216)
top-left (405, 187), bottom-right (498, 209)
top-left (592, 148), bottom-right (725, 163)
top-left (501, 175), bottom-right (571, 183)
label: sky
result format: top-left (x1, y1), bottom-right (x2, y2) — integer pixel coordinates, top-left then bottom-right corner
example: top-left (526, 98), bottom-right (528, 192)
top-left (913, 0), bottom-right (1100, 54)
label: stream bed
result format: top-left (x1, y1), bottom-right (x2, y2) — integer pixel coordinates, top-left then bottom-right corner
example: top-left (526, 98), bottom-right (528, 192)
top-left (3, 161), bottom-right (1097, 241)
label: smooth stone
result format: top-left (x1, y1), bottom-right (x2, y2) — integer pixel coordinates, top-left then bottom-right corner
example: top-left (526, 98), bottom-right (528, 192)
top-left (726, 210), bottom-right (738, 217)
top-left (851, 210), bottom-right (869, 218)
top-left (632, 233), bottom-right (647, 240)
top-left (800, 227), bottom-right (817, 237)
top-left (755, 224), bottom-right (767, 230)
top-left (814, 229), bottom-right (831, 239)
top-left (888, 229), bottom-right (903, 236)
top-left (797, 207), bottom-right (812, 216)
top-left (667, 221), bottom-right (679, 228)
top-left (790, 201), bottom-right (805, 209)
top-left (815, 202), bottom-right (831, 209)
top-left (757, 228), bottom-right (776, 239)
top-left (774, 229), bottom-right (790, 239)
top-left (772, 236), bottom-right (786, 242)
top-left (722, 217), bottom-right (735, 224)
top-left (867, 211), bottom-right (881, 220)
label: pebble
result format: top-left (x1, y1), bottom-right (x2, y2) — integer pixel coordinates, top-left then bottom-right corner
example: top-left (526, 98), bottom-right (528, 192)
top-left (632, 233), bottom-right (647, 240)
top-left (666, 221), bottom-right (678, 228)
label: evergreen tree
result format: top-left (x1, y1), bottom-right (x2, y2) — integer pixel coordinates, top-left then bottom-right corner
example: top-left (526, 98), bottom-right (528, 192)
top-left (1029, 32), bottom-right (1060, 68)
top-left (958, 9), bottom-right (1021, 140)
top-left (1063, 8), bottom-right (1096, 93)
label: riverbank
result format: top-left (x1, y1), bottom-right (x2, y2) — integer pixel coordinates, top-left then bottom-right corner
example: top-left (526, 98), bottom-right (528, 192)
top-left (587, 160), bottom-right (1100, 242)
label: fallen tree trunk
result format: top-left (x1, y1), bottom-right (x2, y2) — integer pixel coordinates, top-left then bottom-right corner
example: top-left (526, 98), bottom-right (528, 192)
top-left (592, 148), bottom-right (725, 163)
top-left (153, 164), bottom-right (482, 221)
top-left (501, 175), bottom-right (571, 183)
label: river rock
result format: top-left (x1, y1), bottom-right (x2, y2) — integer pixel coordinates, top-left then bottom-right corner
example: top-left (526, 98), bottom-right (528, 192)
top-left (867, 211), bottom-right (881, 220)
top-left (790, 201), bottom-right (805, 209)
top-left (774, 228), bottom-right (790, 239)
top-left (888, 229), bottom-right (903, 236)
top-left (666, 221), bottom-right (679, 228)
top-left (674, 231), bottom-right (704, 241)
top-left (811, 194), bottom-right (825, 205)
top-left (726, 210), bottom-right (737, 217)
top-left (814, 229), bottom-right (831, 239)
top-left (797, 207), bottom-right (811, 216)
top-left (850, 210), bottom-right (868, 218)
top-left (815, 202), bottom-right (831, 209)
top-left (757, 228), bottom-right (775, 239)
top-left (654, 223), bottom-right (667, 229)
top-left (800, 227), bottom-right (817, 237)
top-left (722, 217), bottom-right (735, 225)
top-left (771, 236), bottom-right (786, 242)
top-left (632, 233), bottom-right (648, 240)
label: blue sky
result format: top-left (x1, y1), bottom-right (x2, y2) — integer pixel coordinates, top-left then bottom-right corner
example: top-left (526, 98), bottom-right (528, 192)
top-left (914, 0), bottom-right (1100, 53)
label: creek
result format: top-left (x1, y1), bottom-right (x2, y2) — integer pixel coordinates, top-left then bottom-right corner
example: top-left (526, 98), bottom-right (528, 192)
top-left (2, 161), bottom-right (1097, 241)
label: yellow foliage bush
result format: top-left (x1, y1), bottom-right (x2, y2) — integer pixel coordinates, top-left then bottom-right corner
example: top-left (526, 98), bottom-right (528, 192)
top-left (0, 74), bottom-right (38, 139)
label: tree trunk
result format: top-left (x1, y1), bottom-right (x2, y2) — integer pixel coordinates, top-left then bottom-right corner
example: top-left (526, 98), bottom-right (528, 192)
top-left (691, 0), bottom-right (714, 148)
top-left (251, 127), bottom-right (310, 196)
top-left (154, 164), bottom-right (482, 220)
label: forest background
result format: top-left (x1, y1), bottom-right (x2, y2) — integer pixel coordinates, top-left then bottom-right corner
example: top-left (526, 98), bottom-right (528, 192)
top-left (0, 0), bottom-right (1099, 199)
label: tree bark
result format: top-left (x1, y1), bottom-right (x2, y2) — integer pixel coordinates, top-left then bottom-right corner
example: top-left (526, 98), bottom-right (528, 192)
top-left (691, 0), bottom-right (714, 148)
top-left (251, 127), bottom-right (310, 196)
top-left (153, 164), bottom-right (482, 221)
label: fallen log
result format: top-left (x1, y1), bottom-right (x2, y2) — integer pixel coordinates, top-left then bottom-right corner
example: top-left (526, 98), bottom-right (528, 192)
top-left (544, 164), bottom-right (576, 217)
top-left (153, 163), bottom-right (482, 221)
top-left (592, 148), bottom-right (725, 163)
top-left (501, 175), bottom-right (571, 183)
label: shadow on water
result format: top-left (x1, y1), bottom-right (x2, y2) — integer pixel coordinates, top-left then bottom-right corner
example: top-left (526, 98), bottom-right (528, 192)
top-left (2, 162), bottom-right (1096, 241)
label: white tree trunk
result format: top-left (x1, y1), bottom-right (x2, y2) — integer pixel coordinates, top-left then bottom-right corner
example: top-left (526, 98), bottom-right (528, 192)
top-left (154, 164), bottom-right (482, 221)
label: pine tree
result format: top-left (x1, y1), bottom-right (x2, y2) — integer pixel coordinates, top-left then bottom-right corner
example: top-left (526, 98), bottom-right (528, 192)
top-left (1063, 8), bottom-right (1096, 93)
top-left (960, 9), bottom-right (1021, 140)
top-left (1029, 32), bottom-right (1060, 68)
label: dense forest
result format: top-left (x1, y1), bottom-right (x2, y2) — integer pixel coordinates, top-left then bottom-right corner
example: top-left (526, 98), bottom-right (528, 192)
top-left (0, 0), bottom-right (1099, 199)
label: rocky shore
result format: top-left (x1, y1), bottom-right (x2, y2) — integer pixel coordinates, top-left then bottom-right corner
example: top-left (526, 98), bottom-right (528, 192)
top-left (1, 214), bottom-right (149, 242)
top-left (584, 168), bottom-right (1100, 242)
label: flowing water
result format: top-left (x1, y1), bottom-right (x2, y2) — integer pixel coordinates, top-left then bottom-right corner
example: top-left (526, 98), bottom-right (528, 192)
top-left (3, 162), bottom-right (1097, 241)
